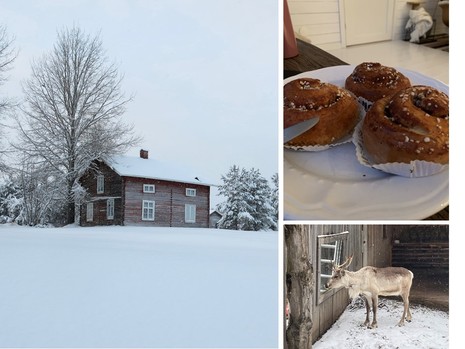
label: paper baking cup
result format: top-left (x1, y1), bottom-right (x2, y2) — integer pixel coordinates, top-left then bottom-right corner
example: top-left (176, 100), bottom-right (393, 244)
top-left (352, 121), bottom-right (448, 178)
top-left (357, 96), bottom-right (373, 112)
top-left (284, 134), bottom-right (352, 152)
top-left (284, 103), bottom-right (365, 152)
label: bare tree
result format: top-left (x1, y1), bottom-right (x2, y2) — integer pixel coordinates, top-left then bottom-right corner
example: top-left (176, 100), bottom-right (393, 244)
top-left (0, 25), bottom-right (17, 168)
top-left (15, 26), bottom-right (140, 224)
top-left (15, 161), bottom-right (67, 226)
top-left (0, 24), bottom-right (16, 114)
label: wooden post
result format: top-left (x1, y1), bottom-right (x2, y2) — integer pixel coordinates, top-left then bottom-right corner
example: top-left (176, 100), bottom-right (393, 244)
top-left (285, 225), bottom-right (313, 349)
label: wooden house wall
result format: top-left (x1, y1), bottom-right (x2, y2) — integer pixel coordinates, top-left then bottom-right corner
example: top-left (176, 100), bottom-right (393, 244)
top-left (123, 177), bottom-right (210, 228)
top-left (79, 161), bottom-right (123, 226)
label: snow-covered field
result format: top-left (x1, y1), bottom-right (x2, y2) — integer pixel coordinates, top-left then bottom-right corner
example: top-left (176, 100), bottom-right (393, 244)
top-left (313, 298), bottom-right (448, 349)
top-left (0, 224), bottom-right (278, 348)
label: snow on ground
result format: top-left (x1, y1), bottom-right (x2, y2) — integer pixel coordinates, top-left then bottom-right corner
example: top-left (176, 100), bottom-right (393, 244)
top-left (313, 298), bottom-right (448, 349)
top-left (0, 224), bottom-right (278, 348)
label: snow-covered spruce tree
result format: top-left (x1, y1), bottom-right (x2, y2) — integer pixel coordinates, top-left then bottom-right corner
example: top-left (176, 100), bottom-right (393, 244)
top-left (216, 165), bottom-right (245, 230)
top-left (14, 26), bottom-right (139, 224)
top-left (244, 168), bottom-right (274, 231)
top-left (216, 165), bottom-right (275, 231)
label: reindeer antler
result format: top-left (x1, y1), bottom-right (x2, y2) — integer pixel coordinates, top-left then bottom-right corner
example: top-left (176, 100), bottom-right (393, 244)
top-left (338, 255), bottom-right (353, 269)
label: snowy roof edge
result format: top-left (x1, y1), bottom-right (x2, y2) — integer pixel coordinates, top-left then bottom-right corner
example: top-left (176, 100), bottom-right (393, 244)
top-left (102, 155), bottom-right (218, 187)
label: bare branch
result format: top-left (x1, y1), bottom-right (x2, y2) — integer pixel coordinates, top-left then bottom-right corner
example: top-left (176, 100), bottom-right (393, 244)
top-left (13, 26), bottom-right (141, 224)
top-left (0, 25), bottom-right (18, 165)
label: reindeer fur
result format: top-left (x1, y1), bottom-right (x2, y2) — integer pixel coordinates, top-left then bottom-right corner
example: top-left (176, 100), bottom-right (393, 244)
top-left (326, 256), bottom-right (414, 328)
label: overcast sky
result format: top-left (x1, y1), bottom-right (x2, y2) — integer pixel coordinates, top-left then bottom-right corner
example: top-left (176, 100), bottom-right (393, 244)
top-left (0, 0), bottom-right (279, 186)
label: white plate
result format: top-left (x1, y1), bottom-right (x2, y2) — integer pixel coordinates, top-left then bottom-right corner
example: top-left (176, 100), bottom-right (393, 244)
top-left (284, 65), bottom-right (449, 220)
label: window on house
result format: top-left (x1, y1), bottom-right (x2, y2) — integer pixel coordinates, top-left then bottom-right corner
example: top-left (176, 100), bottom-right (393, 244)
top-left (86, 203), bottom-right (94, 222)
top-left (107, 199), bottom-right (114, 220)
top-left (185, 204), bottom-right (196, 223)
top-left (317, 231), bottom-right (349, 303)
top-left (142, 200), bottom-right (155, 221)
top-left (186, 188), bottom-right (196, 197)
top-left (97, 175), bottom-right (104, 194)
top-left (143, 184), bottom-right (155, 193)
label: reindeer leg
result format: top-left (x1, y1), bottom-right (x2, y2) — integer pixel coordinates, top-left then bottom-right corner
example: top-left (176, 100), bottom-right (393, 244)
top-left (363, 296), bottom-right (370, 327)
top-left (405, 292), bottom-right (412, 322)
top-left (406, 299), bottom-right (412, 322)
top-left (398, 293), bottom-right (411, 326)
top-left (370, 295), bottom-right (378, 329)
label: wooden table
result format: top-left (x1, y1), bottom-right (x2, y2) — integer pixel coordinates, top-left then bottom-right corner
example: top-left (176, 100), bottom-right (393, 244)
top-left (283, 39), bottom-right (448, 221)
top-left (284, 39), bottom-right (347, 78)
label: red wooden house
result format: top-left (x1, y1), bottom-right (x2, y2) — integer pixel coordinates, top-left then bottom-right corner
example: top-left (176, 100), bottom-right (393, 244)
top-left (79, 150), bottom-right (212, 228)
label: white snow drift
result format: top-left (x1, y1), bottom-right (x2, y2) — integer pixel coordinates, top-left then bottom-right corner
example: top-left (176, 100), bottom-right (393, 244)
top-left (0, 224), bottom-right (278, 348)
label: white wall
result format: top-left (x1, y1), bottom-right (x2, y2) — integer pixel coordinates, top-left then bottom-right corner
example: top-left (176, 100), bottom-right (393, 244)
top-left (288, 0), bottom-right (449, 50)
top-left (288, 0), bottom-right (342, 50)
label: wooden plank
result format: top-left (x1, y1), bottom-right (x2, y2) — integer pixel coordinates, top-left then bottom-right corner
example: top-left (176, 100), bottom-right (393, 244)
top-left (289, 1), bottom-right (339, 14)
top-left (392, 242), bottom-right (449, 268)
top-left (291, 13), bottom-right (340, 26)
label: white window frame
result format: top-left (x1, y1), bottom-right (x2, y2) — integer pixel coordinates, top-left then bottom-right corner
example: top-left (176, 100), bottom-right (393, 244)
top-left (185, 204), bottom-right (196, 223)
top-left (143, 184), bottom-right (155, 193)
top-left (86, 202), bottom-right (94, 222)
top-left (142, 200), bottom-right (155, 221)
top-left (97, 175), bottom-right (104, 194)
top-left (317, 231), bottom-right (349, 304)
top-left (186, 188), bottom-right (196, 197)
top-left (107, 198), bottom-right (114, 220)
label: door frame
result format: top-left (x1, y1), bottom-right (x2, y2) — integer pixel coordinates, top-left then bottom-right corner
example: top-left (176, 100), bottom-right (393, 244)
top-left (338, 0), bottom-right (348, 47)
top-left (338, 0), bottom-right (395, 47)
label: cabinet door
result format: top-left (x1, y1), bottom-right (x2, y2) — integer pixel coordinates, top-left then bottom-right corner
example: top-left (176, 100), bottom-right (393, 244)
top-left (343, 0), bottom-right (395, 46)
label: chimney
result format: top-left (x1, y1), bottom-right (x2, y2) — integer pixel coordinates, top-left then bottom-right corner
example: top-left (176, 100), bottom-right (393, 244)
top-left (140, 149), bottom-right (148, 159)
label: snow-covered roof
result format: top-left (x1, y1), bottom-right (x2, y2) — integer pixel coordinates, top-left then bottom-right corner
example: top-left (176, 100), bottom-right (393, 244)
top-left (105, 155), bottom-right (215, 187)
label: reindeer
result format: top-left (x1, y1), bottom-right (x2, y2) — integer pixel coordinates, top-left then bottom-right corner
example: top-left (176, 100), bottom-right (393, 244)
top-left (325, 256), bottom-right (414, 328)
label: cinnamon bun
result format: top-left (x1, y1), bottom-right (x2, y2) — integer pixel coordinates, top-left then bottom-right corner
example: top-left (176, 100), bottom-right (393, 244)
top-left (361, 85), bottom-right (449, 165)
top-left (284, 78), bottom-right (360, 147)
top-left (345, 62), bottom-right (412, 104)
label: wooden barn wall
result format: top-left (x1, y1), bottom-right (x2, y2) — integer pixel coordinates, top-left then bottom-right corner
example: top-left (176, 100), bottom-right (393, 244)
top-left (388, 225), bottom-right (449, 270)
top-left (387, 224), bottom-right (449, 242)
top-left (308, 224), bottom-right (390, 343)
top-left (365, 225), bottom-right (393, 268)
top-left (123, 177), bottom-right (210, 228)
